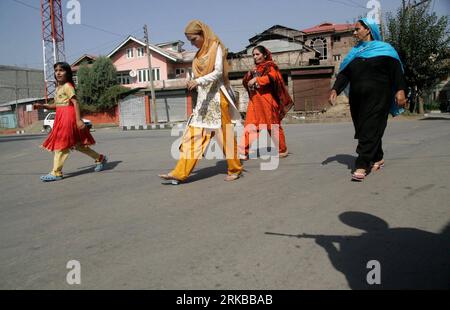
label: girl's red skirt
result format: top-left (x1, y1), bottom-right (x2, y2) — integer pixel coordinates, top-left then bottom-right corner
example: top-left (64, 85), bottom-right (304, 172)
top-left (42, 105), bottom-right (95, 151)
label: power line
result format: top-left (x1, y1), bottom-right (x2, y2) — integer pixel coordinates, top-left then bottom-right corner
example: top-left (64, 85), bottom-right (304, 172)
top-left (409, 0), bottom-right (432, 9)
top-left (78, 23), bottom-right (127, 38)
top-left (65, 28), bottom-right (144, 60)
top-left (325, 0), bottom-right (366, 9)
top-left (10, 0), bottom-right (39, 11)
top-left (8, 0), bottom-right (133, 38)
top-left (342, 0), bottom-right (367, 9)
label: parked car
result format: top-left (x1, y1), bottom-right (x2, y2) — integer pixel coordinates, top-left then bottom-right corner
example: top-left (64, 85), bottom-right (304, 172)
top-left (43, 112), bottom-right (92, 133)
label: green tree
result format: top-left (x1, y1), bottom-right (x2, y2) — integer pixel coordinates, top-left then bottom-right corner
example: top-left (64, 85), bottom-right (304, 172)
top-left (385, 3), bottom-right (450, 113)
top-left (98, 84), bottom-right (130, 110)
top-left (76, 56), bottom-right (128, 111)
top-left (76, 64), bottom-right (94, 107)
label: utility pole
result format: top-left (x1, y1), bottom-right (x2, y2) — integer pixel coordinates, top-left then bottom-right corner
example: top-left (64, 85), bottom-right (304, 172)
top-left (15, 70), bottom-right (19, 128)
top-left (143, 24), bottom-right (158, 124)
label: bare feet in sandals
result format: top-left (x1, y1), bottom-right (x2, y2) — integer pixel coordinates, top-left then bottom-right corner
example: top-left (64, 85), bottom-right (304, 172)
top-left (159, 173), bottom-right (182, 185)
top-left (352, 169), bottom-right (367, 182)
top-left (224, 174), bottom-right (240, 182)
top-left (279, 151), bottom-right (289, 158)
top-left (372, 160), bottom-right (385, 172)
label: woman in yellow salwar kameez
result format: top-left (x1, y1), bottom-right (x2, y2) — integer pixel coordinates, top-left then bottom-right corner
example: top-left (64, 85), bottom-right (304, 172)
top-left (159, 20), bottom-right (243, 184)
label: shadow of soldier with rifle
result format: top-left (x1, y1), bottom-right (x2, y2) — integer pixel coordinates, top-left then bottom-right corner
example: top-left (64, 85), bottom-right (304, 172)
top-left (266, 212), bottom-right (450, 289)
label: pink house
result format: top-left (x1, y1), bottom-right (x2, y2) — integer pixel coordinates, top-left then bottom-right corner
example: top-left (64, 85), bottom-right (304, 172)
top-left (107, 36), bottom-right (195, 89)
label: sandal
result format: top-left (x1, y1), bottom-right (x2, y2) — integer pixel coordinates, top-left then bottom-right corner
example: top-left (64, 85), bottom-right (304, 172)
top-left (352, 170), bottom-right (367, 182)
top-left (224, 174), bottom-right (240, 182)
top-left (40, 174), bottom-right (63, 182)
top-left (158, 174), bottom-right (182, 185)
top-left (279, 151), bottom-right (289, 158)
top-left (94, 155), bottom-right (108, 172)
top-left (372, 160), bottom-right (385, 172)
top-left (239, 154), bottom-right (249, 161)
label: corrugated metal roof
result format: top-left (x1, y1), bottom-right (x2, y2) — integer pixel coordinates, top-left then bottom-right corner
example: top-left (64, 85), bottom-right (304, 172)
top-left (0, 97), bottom-right (47, 107)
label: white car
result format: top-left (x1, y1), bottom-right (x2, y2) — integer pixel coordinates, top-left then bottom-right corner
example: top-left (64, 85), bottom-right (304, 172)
top-left (43, 112), bottom-right (92, 133)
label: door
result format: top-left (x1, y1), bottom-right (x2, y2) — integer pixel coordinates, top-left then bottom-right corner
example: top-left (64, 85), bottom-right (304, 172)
top-left (155, 93), bottom-right (187, 123)
top-left (293, 76), bottom-right (331, 112)
top-left (119, 95), bottom-right (146, 127)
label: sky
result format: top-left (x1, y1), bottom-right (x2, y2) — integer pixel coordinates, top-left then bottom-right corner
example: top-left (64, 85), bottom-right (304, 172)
top-left (0, 0), bottom-right (448, 69)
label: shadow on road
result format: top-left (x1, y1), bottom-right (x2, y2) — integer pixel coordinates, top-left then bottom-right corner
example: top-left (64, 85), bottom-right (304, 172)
top-left (187, 160), bottom-right (230, 183)
top-left (65, 161), bottom-right (122, 179)
top-left (266, 212), bottom-right (450, 289)
top-left (160, 161), bottom-right (231, 185)
top-left (419, 117), bottom-right (450, 121)
top-left (322, 154), bottom-right (356, 171)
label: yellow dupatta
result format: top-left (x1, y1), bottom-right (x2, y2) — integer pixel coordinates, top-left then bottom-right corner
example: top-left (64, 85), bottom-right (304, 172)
top-left (184, 20), bottom-right (229, 86)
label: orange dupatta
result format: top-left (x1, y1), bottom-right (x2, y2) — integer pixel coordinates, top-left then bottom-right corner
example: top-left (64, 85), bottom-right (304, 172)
top-left (243, 47), bottom-right (293, 119)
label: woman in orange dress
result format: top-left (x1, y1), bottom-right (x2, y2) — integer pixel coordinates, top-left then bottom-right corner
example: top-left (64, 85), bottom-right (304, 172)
top-left (240, 46), bottom-right (293, 160)
top-left (34, 62), bottom-right (107, 182)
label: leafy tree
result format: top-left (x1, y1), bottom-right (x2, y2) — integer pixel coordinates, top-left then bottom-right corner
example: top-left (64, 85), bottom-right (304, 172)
top-left (98, 84), bottom-right (130, 110)
top-left (76, 56), bottom-right (128, 111)
top-left (385, 3), bottom-right (450, 113)
top-left (76, 64), bottom-right (93, 106)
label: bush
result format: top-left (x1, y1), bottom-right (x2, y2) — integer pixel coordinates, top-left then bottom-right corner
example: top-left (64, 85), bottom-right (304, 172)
top-left (423, 101), bottom-right (441, 112)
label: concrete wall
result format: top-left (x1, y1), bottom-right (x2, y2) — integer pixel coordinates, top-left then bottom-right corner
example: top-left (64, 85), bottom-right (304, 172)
top-left (17, 105), bottom-right (39, 128)
top-left (246, 40), bottom-right (305, 55)
top-left (304, 32), bottom-right (354, 70)
top-left (0, 66), bottom-right (45, 104)
top-left (229, 50), bottom-right (316, 73)
top-left (82, 106), bottom-right (119, 125)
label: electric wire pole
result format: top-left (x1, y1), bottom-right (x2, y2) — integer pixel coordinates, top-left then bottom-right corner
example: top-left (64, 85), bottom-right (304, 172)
top-left (143, 25), bottom-right (158, 124)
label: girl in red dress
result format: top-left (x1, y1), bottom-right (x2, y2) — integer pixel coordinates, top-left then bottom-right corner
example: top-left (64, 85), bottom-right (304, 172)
top-left (34, 62), bottom-right (107, 182)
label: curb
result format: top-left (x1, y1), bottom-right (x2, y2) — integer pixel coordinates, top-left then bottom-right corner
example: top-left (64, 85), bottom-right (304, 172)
top-left (0, 130), bottom-right (26, 135)
top-left (122, 123), bottom-right (183, 131)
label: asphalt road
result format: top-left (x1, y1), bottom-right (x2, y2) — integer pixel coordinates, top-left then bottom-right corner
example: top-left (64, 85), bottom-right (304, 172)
top-left (0, 119), bottom-right (449, 289)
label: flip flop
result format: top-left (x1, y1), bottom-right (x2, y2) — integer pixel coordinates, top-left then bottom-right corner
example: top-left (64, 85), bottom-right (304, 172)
top-left (224, 174), bottom-right (240, 182)
top-left (239, 154), bottom-right (249, 161)
top-left (352, 171), bottom-right (366, 182)
top-left (372, 161), bottom-right (385, 172)
top-left (95, 155), bottom-right (108, 172)
top-left (158, 174), bottom-right (182, 185)
top-left (278, 151), bottom-right (289, 158)
top-left (40, 174), bottom-right (63, 182)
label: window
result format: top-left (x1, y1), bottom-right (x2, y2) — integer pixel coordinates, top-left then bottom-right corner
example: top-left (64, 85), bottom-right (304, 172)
top-left (333, 55), bottom-right (342, 61)
top-left (310, 37), bottom-right (328, 60)
top-left (333, 36), bottom-right (341, 42)
top-left (137, 47), bottom-right (145, 57)
top-left (137, 68), bottom-right (161, 83)
top-left (117, 72), bottom-right (131, 85)
top-left (175, 68), bottom-right (185, 77)
top-left (126, 48), bottom-right (134, 59)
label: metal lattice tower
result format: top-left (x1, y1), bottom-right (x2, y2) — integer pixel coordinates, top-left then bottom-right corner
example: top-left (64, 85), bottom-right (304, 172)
top-left (41, 0), bottom-right (66, 102)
